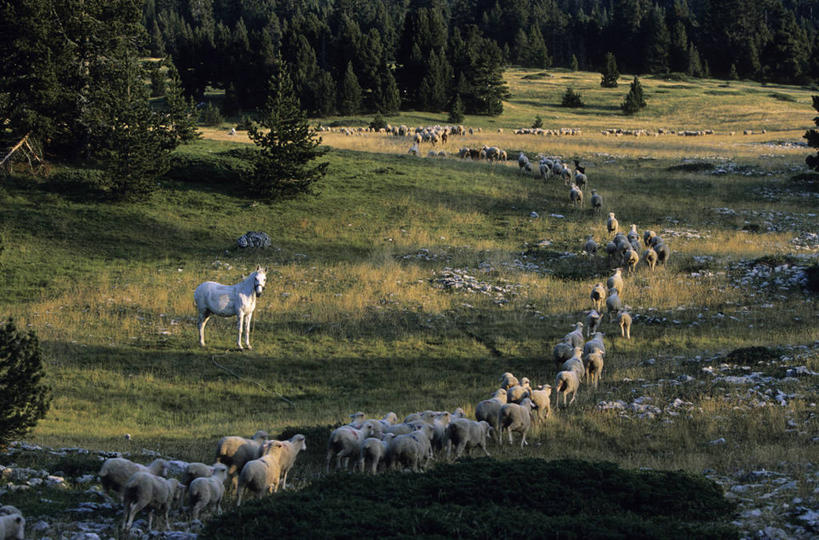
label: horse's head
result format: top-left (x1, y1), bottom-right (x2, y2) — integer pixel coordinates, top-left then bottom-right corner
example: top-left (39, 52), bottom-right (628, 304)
top-left (253, 266), bottom-right (267, 297)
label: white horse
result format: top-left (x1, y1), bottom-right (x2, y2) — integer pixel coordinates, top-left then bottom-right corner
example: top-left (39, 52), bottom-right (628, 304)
top-left (194, 266), bottom-right (267, 350)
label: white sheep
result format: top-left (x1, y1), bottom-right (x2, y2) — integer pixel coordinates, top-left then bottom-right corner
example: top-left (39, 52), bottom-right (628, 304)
top-left (278, 434), bottom-right (307, 489)
top-left (0, 507), bottom-right (20, 516)
top-left (528, 385), bottom-right (552, 421)
top-left (583, 332), bottom-right (606, 357)
top-left (215, 430), bottom-right (268, 494)
top-left (627, 224), bottom-right (640, 247)
top-left (590, 282), bottom-right (606, 311)
top-left (585, 310), bottom-right (602, 337)
top-left (99, 457), bottom-right (170, 501)
top-left (506, 377), bottom-right (532, 403)
top-left (564, 322), bottom-right (585, 348)
top-left (606, 288), bottom-right (622, 322)
top-left (553, 340), bottom-right (575, 369)
top-left (560, 347), bottom-right (585, 380)
top-left (181, 462), bottom-right (215, 487)
top-left (642, 247), bottom-right (658, 271)
top-left (236, 440), bottom-right (286, 505)
top-left (574, 171), bottom-right (588, 190)
top-left (554, 369), bottom-right (580, 408)
top-left (121, 472), bottom-right (185, 532)
top-left (446, 419), bottom-right (492, 460)
top-left (188, 463), bottom-right (228, 522)
top-left (498, 398), bottom-right (535, 447)
top-left (499, 372), bottom-right (519, 390)
top-left (584, 235), bottom-right (598, 256)
top-left (607, 268), bottom-right (624, 296)
top-left (643, 230), bottom-right (657, 247)
top-left (590, 190), bottom-right (602, 214)
top-left (619, 312), bottom-right (632, 339)
top-left (607, 212), bottom-right (619, 236)
top-left (475, 391), bottom-right (507, 443)
top-left (654, 241), bottom-right (671, 265)
top-left (0, 513), bottom-right (24, 540)
top-left (325, 423), bottom-right (375, 472)
top-left (625, 248), bottom-right (639, 274)
top-left (569, 184), bottom-right (583, 206)
top-left (357, 433), bottom-right (395, 474)
top-left (584, 351), bottom-right (604, 389)
top-left (518, 152), bottom-right (530, 174)
top-left (386, 425), bottom-right (433, 472)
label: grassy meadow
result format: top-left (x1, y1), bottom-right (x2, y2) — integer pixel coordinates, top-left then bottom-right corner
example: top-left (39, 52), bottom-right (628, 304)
top-left (1, 69), bottom-right (817, 520)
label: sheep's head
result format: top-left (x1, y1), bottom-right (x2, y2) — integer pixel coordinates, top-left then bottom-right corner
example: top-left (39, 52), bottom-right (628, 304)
top-left (382, 412), bottom-right (398, 425)
top-left (212, 463), bottom-right (228, 480)
top-left (290, 434), bottom-right (307, 451)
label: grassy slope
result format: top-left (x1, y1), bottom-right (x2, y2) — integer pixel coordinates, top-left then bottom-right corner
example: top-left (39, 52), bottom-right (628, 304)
top-left (0, 70), bottom-right (816, 486)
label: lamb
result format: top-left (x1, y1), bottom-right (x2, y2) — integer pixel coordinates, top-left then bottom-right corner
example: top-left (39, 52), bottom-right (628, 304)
top-left (607, 268), bottom-right (624, 296)
top-left (99, 457), bottom-right (170, 501)
top-left (553, 340), bottom-right (575, 368)
top-left (498, 398), bottom-right (535, 447)
top-left (569, 184), bottom-right (583, 206)
top-left (446, 419), bottom-right (492, 460)
top-left (584, 350), bottom-right (605, 389)
top-left (121, 472), bottom-right (185, 532)
top-left (607, 212), bottom-right (619, 236)
top-left (585, 310), bottom-right (602, 337)
top-left (564, 322), bottom-right (585, 348)
top-left (528, 385), bottom-right (552, 421)
top-left (584, 235), bottom-right (598, 256)
top-left (625, 248), bottom-right (639, 274)
top-left (475, 391), bottom-right (508, 443)
top-left (181, 462), bottom-right (215, 487)
top-left (0, 513), bottom-right (24, 540)
top-left (215, 430), bottom-right (268, 493)
top-left (590, 189), bottom-right (602, 214)
top-left (188, 463), bottom-right (228, 522)
top-left (236, 440), bottom-right (286, 505)
top-left (619, 312), bottom-right (632, 339)
top-left (506, 377), bottom-right (532, 403)
top-left (590, 282), bottom-right (606, 311)
top-left (499, 372), bottom-right (519, 390)
top-left (357, 433), bottom-right (395, 474)
top-left (606, 287), bottom-right (622, 322)
top-left (326, 423), bottom-right (375, 472)
top-left (278, 434), bottom-right (307, 489)
top-left (554, 369), bottom-right (580, 408)
top-left (642, 247), bottom-right (658, 271)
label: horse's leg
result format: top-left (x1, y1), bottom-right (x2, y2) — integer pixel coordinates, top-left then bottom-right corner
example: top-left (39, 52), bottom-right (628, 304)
top-left (236, 312), bottom-right (244, 350)
top-left (198, 311), bottom-right (211, 347)
top-left (244, 310), bottom-right (253, 350)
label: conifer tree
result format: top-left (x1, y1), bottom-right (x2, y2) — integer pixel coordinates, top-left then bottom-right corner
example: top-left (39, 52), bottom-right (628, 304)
top-left (621, 76), bottom-right (647, 115)
top-left (601, 52), bottom-right (620, 87)
top-left (570, 54), bottom-right (579, 72)
top-left (338, 61), bottom-right (363, 115)
top-left (448, 94), bottom-right (465, 124)
top-left (562, 87), bottom-right (584, 108)
top-left (247, 60), bottom-right (328, 200)
top-left (687, 44), bottom-right (704, 77)
top-left (0, 318), bottom-right (51, 447)
top-left (805, 96), bottom-right (819, 172)
top-left (163, 61), bottom-right (200, 144)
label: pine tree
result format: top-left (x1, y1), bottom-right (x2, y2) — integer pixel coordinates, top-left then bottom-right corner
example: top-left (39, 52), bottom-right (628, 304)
top-left (729, 63), bottom-right (739, 80)
top-left (570, 54), bottom-right (579, 72)
top-left (163, 61), bottom-right (200, 144)
top-left (526, 24), bottom-right (551, 68)
top-left (601, 52), bottom-right (620, 87)
top-left (621, 76), bottom-right (647, 115)
top-left (562, 87), bottom-right (584, 108)
top-left (150, 62), bottom-right (166, 97)
top-left (247, 60), bottom-right (328, 200)
top-left (641, 5), bottom-right (670, 74)
top-left (150, 19), bottom-right (165, 57)
top-left (380, 69), bottom-right (401, 114)
top-left (687, 43), bottom-right (704, 77)
top-left (532, 115), bottom-right (544, 128)
top-left (338, 61), bottom-right (363, 115)
top-left (805, 96), bottom-right (819, 172)
top-left (0, 318), bottom-right (51, 447)
top-left (448, 94), bottom-right (465, 124)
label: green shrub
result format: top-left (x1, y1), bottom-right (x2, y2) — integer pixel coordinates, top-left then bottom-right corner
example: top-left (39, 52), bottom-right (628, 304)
top-left (202, 459), bottom-right (737, 539)
top-left (369, 113), bottom-right (387, 131)
top-left (770, 92), bottom-right (797, 102)
top-left (561, 87), bottom-right (584, 108)
top-left (198, 103), bottom-right (224, 126)
top-left (165, 149), bottom-right (255, 186)
top-left (48, 168), bottom-right (110, 195)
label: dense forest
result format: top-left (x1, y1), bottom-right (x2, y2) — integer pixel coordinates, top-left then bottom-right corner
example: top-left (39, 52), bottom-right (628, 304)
top-left (146, 0), bottom-right (819, 116)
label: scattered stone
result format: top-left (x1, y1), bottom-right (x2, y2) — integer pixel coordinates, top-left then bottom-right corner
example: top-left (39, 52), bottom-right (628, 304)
top-left (236, 231), bottom-right (271, 249)
top-left (709, 437), bottom-right (727, 445)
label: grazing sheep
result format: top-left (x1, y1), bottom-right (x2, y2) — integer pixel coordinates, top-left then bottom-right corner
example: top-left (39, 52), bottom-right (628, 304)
top-left (506, 377), bottom-right (532, 403)
top-left (278, 434), bottom-right (307, 489)
top-left (585, 310), bottom-right (602, 337)
top-left (121, 472), bottom-right (185, 532)
top-left (326, 423), bottom-right (375, 472)
top-left (446, 419), bottom-right (492, 460)
top-left (386, 426), bottom-right (433, 472)
top-left (625, 248), bottom-right (639, 274)
top-left (583, 332), bottom-right (606, 357)
top-left (100, 457), bottom-right (170, 501)
top-left (357, 433), bottom-right (395, 474)
top-left (554, 369), bottom-right (580, 408)
top-left (236, 440), bottom-right (286, 505)
top-left (498, 398), bottom-right (535, 447)
top-left (643, 230), bottom-right (657, 247)
top-left (0, 513), bottom-right (24, 540)
top-left (584, 351), bottom-right (605, 389)
top-left (181, 462), bottom-right (215, 487)
top-left (215, 430), bottom-right (268, 494)
top-left (560, 347), bottom-right (585, 379)
top-left (564, 322), bottom-right (585, 348)
top-left (584, 235), bottom-right (598, 256)
top-left (654, 241), bottom-right (671, 264)
top-left (590, 189), bottom-right (602, 214)
top-left (408, 143), bottom-right (419, 155)
top-left (569, 184), bottom-right (583, 206)
top-left (619, 312), bottom-right (632, 339)
top-left (605, 241), bottom-right (617, 265)
top-left (499, 372), bottom-right (519, 390)
top-left (607, 212), bottom-right (619, 236)
top-left (627, 224), bottom-right (640, 247)
top-left (384, 421), bottom-right (424, 436)
top-left (607, 268), bottom-right (624, 296)
top-left (475, 391), bottom-right (508, 443)
top-left (606, 288), bottom-right (622, 322)
top-left (528, 385), bottom-right (552, 421)
top-left (642, 247), bottom-right (658, 271)
top-left (553, 340), bottom-right (575, 368)
top-left (590, 282), bottom-right (606, 311)
top-left (188, 463), bottom-right (228, 522)
top-left (574, 171), bottom-right (588, 190)
top-left (518, 152), bottom-right (530, 174)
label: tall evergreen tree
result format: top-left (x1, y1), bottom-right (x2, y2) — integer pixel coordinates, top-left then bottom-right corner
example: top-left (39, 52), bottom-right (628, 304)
top-left (338, 61), bottom-right (363, 115)
top-left (601, 52), bottom-right (620, 88)
top-left (669, 21), bottom-right (689, 73)
top-left (641, 5), bottom-right (670, 74)
top-left (805, 96), bottom-right (819, 172)
top-left (621, 76), bottom-right (647, 115)
top-left (246, 60), bottom-right (328, 200)
top-left (687, 43), bottom-right (704, 77)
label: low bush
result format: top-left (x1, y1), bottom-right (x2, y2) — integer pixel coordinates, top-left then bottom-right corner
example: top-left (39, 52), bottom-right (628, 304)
top-left (165, 149), bottom-right (255, 186)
